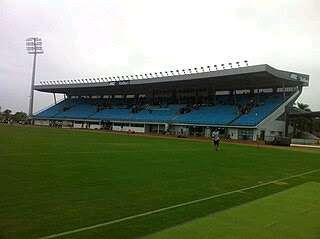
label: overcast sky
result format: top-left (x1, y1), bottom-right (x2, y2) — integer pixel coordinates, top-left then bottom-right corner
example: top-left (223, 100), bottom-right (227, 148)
top-left (1, 0), bottom-right (319, 113)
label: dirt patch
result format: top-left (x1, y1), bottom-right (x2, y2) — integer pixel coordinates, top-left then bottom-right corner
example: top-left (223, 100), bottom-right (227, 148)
top-left (273, 181), bottom-right (288, 186)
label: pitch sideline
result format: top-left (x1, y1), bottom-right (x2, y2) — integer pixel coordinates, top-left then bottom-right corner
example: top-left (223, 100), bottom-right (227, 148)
top-left (38, 169), bottom-right (320, 239)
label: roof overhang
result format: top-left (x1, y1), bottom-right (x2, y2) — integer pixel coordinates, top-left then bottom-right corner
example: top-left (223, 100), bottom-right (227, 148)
top-left (34, 64), bottom-right (309, 96)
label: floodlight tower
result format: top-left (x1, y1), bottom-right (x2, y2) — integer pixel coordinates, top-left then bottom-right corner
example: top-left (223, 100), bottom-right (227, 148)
top-left (26, 37), bottom-right (43, 117)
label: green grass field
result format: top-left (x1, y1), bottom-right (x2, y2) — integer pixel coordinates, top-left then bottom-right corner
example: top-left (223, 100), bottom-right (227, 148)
top-left (0, 125), bottom-right (320, 239)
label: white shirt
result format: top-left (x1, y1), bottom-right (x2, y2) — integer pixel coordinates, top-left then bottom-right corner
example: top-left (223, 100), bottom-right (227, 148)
top-left (212, 130), bottom-right (220, 141)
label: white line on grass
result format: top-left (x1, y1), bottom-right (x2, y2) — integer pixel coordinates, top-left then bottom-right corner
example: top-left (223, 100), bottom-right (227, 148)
top-left (37, 169), bottom-right (320, 239)
top-left (7, 148), bottom-right (202, 157)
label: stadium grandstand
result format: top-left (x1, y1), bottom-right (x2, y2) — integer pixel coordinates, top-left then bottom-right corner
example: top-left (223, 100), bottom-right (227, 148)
top-left (33, 63), bottom-right (309, 141)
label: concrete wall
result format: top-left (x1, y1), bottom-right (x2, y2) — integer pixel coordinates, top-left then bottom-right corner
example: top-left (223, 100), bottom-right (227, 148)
top-left (34, 120), bottom-right (50, 126)
top-left (228, 128), bottom-right (238, 140)
top-left (112, 125), bottom-right (145, 133)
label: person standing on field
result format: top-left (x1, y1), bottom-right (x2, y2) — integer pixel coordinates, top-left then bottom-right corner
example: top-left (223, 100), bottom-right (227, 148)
top-left (212, 128), bottom-right (220, 151)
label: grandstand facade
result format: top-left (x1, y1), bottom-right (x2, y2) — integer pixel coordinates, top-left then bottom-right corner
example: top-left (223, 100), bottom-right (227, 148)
top-left (34, 64), bottom-right (309, 141)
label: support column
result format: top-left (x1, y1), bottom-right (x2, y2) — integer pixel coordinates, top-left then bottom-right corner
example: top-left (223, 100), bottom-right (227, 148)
top-left (285, 107), bottom-right (289, 137)
top-left (282, 80), bottom-right (286, 100)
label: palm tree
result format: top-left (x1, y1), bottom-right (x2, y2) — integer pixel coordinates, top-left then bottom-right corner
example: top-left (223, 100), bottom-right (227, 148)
top-left (3, 109), bottom-right (11, 121)
top-left (297, 102), bottom-right (311, 112)
top-left (294, 102), bottom-right (312, 135)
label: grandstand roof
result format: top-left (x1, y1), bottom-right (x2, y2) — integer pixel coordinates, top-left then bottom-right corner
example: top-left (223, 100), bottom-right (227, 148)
top-left (35, 64), bottom-right (309, 96)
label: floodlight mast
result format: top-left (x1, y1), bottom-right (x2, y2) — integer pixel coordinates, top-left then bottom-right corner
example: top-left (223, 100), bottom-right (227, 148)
top-left (26, 37), bottom-right (44, 117)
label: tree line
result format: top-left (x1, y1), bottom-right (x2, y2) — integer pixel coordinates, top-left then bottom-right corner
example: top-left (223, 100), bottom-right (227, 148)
top-left (0, 109), bottom-right (29, 124)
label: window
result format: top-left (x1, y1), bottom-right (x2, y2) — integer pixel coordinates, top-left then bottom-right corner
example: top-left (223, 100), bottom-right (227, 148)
top-left (238, 128), bottom-right (253, 140)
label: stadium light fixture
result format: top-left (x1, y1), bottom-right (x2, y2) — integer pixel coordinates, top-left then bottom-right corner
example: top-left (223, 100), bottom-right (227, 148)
top-left (221, 64), bottom-right (225, 69)
top-left (244, 60), bottom-right (248, 66)
top-left (26, 37), bottom-right (44, 117)
top-left (194, 68), bottom-right (198, 73)
top-left (214, 65), bottom-right (218, 70)
top-left (236, 62), bottom-right (240, 68)
top-left (229, 63), bottom-right (232, 69)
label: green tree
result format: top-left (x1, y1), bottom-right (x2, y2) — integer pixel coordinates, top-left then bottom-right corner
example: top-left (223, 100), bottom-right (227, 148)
top-left (13, 112), bottom-right (28, 123)
top-left (3, 109), bottom-right (12, 121)
top-left (296, 102), bottom-right (311, 112)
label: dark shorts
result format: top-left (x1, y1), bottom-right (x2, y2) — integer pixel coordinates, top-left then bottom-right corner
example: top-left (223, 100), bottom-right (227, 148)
top-left (213, 140), bottom-right (220, 145)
